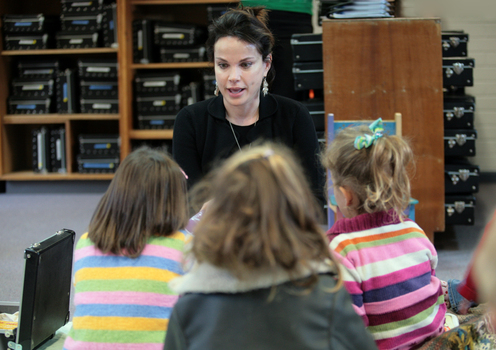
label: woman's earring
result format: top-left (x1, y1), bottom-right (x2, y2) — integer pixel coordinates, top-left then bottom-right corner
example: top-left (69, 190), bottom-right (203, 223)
top-left (262, 77), bottom-right (268, 97)
top-left (214, 83), bottom-right (219, 96)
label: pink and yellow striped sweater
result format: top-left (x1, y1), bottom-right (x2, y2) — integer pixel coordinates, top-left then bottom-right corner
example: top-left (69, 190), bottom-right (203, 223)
top-left (327, 210), bottom-right (446, 350)
top-left (63, 231), bottom-right (189, 350)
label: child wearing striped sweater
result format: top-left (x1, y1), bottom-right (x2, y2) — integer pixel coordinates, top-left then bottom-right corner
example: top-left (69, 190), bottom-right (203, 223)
top-left (63, 146), bottom-right (190, 350)
top-left (322, 119), bottom-right (446, 350)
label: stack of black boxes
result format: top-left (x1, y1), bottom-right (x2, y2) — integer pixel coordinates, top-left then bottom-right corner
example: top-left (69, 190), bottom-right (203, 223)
top-left (77, 134), bottom-right (120, 173)
top-left (2, 14), bottom-right (58, 50)
top-left (442, 30), bottom-right (478, 225)
top-left (57, 0), bottom-right (117, 49)
top-left (32, 126), bottom-right (67, 174)
top-left (79, 58), bottom-right (119, 114)
top-left (134, 71), bottom-right (182, 129)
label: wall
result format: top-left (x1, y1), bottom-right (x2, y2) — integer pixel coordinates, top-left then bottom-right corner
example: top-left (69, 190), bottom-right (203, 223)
top-left (402, 0), bottom-right (496, 172)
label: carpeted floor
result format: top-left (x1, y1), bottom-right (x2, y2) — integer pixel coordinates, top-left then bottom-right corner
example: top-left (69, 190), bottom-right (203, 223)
top-left (1, 180), bottom-right (495, 320)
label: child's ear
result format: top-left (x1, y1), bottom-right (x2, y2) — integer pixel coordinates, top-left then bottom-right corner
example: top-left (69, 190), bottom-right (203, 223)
top-left (338, 186), bottom-right (355, 207)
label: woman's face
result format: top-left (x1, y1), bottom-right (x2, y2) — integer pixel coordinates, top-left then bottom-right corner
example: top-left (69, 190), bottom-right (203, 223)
top-left (214, 36), bottom-right (271, 110)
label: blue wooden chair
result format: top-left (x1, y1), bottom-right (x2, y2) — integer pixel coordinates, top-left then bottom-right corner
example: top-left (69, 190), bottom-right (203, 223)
top-left (326, 113), bottom-right (418, 228)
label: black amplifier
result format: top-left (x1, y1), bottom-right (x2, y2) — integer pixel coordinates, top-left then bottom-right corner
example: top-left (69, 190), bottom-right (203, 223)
top-left (135, 94), bottom-right (182, 115)
top-left (202, 72), bottom-right (216, 99)
top-left (153, 22), bottom-right (207, 47)
top-left (301, 99), bottom-right (325, 132)
top-left (133, 19), bottom-right (155, 64)
top-left (50, 127), bottom-right (67, 173)
top-left (293, 61), bottom-right (324, 91)
top-left (77, 154), bottom-right (119, 173)
top-left (8, 97), bottom-right (52, 114)
top-left (79, 134), bottom-right (120, 155)
top-left (443, 58), bottom-right (475, 87)
top-left (3, 14), bottom-right (59, 33)
top-left (445, 194), bottom-right (476, 225)
top-left (56, 31), bottom-right (100, 48)
top-left (11, 78), bottom-right (54, 98)
top-left (291, 33), bottom-right (323, 63)
top-left (159, 46), bottom-right (206, 63)
top-left (32, 127), bottom-right (51, 173)
top-left (442, 31), bottom-right (469, 57)
top-left (60, 13), bottom-right (103, 32)
top-left (80, 79), bottom-right (119, 98)
top-left (78, 59), bottom-right (118, 78)
top-left (444, 94), bottom-right (475, 129)
top-left (56, 69), bottom-right (79, 113)
top-left (445, 160), bottom-right (479, 194)
top-left (182, 82), bottom-right (202, 106)
top-left (4, 33), bottom-right (53, 50)
top-left (444, 129), bottom-right (477, 157)
top-left (137, 114), bottom-right (176, 130)
top-left (80, 98), bottom-right (119, 113)
top-left (134, 71), bottom-right (181, 95)
top-left (61, 0), bottom-right (108, 14)
top-left (18, 59), bottom-right (60, 79)
top-left (102, 3), bottom-right (118, 48)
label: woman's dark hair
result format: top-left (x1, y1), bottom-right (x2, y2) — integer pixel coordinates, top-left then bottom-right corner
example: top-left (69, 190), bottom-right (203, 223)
top-left (206, 6), bottom-right (275, 84)
top-left (88, 146), bottom-right (188, 258)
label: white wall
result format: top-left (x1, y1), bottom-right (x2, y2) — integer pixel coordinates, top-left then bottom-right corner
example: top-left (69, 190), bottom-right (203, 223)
top-left (402, 0), bottom-right (496, 172)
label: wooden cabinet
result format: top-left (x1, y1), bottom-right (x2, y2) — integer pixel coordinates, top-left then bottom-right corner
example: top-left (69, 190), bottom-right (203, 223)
top-left (0, 0), bottom-right (238, 181)
top-left (322, 18), bottom-right (445, 241)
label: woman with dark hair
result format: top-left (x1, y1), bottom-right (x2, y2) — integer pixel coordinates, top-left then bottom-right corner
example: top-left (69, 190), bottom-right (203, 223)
top-left (63, 146), bottom-right (190, 349)
top-left (164, 143), bottom-right (378, 350)
top-left (172, 6), bottom-right (324, 204)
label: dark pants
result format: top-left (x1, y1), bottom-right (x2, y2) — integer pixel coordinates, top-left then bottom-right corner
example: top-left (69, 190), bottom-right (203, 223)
top-left (266, 10), bottom-right (313, 101)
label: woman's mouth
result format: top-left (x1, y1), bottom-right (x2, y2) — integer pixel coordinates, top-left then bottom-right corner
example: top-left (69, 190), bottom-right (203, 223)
top-left (227, 88), bottom-right (245, 95)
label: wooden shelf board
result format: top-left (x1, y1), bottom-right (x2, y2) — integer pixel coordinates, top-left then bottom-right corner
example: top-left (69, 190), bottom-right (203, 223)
top-left (1, 48), bottom-right (118, 56)
top-left (0, 171), bottom-right (114, 181)
top-left (132, 62), bottom-right (212, 69)
top-left (131, 0), bottom-right (236, 4)
top-left (129, 129), bottom-right (173, 139)
top-left (3, 114), bottom-right (120, 124)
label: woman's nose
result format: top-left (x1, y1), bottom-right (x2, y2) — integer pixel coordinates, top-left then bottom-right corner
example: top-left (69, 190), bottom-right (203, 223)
top-left (228, 67), bottom-right (241, 81)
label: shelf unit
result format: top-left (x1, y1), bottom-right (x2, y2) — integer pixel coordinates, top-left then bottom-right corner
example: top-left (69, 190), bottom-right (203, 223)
top-left (0, 0), bottom-right (238, 181)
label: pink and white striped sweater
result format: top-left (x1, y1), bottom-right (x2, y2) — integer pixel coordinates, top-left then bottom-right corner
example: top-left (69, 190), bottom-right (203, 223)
top-left (327, 210), bottom-right (446, 350)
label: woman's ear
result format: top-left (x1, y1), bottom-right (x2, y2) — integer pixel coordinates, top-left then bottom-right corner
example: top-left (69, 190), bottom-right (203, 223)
top-left (264, 54), bottom-right (272, 72)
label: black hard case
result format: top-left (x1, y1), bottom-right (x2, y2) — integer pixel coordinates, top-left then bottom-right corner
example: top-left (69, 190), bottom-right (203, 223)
top-left (77, 154), bottom-right (119, 173)
top-left (159, 46), bottom-right (206, 63)
top-left (301, 99), bottom-right (325, 132)
top-left (134, 71), bottom-right (181, 95)
top-left (18, 59), bottom-right (60, 79)
top-left (79, 134), bottom-right (120, 155)
top-left (442, 58), bottom-right (475, 87)
top-left (80, 98), bottom-right (119, 113)
top-left (80, 79), bottom-right (119, 99)
top-left (2, 14), bottom-right (59, 34)
top-left (6, 229), bottom-right (75, 350)
top-left (135, 94), bottom-right (182, 115)
top-left (444, 94), bottom-right (475, 129)
top-left (291, 33), bottom-right (323, 63)
top-left (4, 34), bottom-right (53, 50)
top-left (11, 78), bottom-right (54, 98)
top-left (153, 22), bottom-right (207, 47)
top-left (133, 19), bottom-right (155, 64)
top-left (445, 160), bottom-right (479, 194)
top-left (32, 127), bottom-right (51, 173)
top-left (56, 69), bottom-right (79, 113)
top-left (445, 195), bottom-right (476, 225)
top-left (182, 82), bottom-right (202, 107)
top-left (8, 97), bottom-right (52, 114)
top-left (61, 0), bottom-right (108, 14)
top-left (50, 127), bottom-right (67, 173)
top-left (78, 59), bottom-right (118, 78)
top-left (102, 3), bottom-right (118, 48)
top-left (292, 61), bottom-right (324, 91)
top-left (137, 114), bottom-right (176, 130)
top-left (60, 13), bottom-right (103, 32)
top-left (56, 31), bottom-right (100, 49)
top-left (442, 31), bottom-right (469, 57)
top-left (444, 129), bottom-right (477, 157)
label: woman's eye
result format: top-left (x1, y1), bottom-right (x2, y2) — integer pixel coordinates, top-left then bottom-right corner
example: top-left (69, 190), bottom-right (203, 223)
top-left (241, 62), bottom-right (252, 68)
top-left (217, 63), bottom-right (228, 69)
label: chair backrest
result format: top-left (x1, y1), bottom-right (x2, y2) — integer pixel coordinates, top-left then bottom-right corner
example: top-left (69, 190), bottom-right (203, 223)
top-left (325, 113), bottom-right (403, 227)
